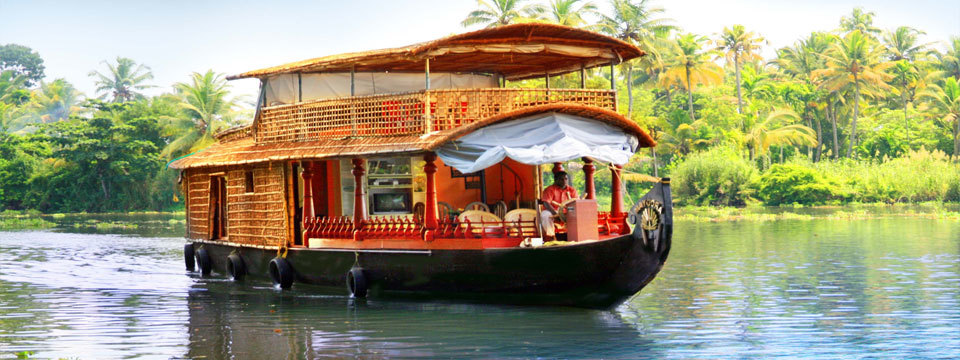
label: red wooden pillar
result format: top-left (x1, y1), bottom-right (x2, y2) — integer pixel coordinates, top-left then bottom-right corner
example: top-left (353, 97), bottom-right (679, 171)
top-left (582, 157), bottom-right (595, 200)
top-left (423, 153), bottom-right (438, 240)
top-left (610, 164), bottom-right (624, 215)
top-left (351, 158), bottom-right (367, 231)
top-left (301, 162), bottom-right (315, 247)
top-left (552, 162), bottom-right (564, 176)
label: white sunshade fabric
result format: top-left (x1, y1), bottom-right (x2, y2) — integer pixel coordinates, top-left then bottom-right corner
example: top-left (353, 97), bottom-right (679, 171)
top-left (436, 112), bottom-right (640, 174)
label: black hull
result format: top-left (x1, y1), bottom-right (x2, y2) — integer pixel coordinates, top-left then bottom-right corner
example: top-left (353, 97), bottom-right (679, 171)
top-left (190, 181), bottom-right (673, 309)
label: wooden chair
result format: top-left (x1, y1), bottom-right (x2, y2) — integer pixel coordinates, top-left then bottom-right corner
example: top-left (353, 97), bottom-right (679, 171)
top-left (464, 201), bottom-right (490, 212)
top-left (504, 209), bottom-right (538, 237)
top-left (438, 201), bottom-right (454, 222)
top-left (413, 202), bottom-right (425, 225)
top-left (458, 210), bottom-right (502, 236)
top-left (492, 201), bottom-right (508, 220)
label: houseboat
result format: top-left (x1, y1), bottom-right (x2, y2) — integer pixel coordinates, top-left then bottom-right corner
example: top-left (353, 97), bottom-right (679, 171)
top-left (170, 23), bottom-right (673, 309)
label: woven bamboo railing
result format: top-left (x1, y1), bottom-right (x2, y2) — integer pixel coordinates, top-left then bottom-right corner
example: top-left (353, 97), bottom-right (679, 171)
top-left (255, 88), bottom-right (616, 144)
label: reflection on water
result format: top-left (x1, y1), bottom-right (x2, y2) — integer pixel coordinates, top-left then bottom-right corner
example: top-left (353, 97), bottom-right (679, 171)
top-left (1, 215), bottom-right (958, 358)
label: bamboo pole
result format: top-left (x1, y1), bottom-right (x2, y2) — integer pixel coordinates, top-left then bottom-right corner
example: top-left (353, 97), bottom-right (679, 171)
top-left (424, 58), bottom-right (432, 134)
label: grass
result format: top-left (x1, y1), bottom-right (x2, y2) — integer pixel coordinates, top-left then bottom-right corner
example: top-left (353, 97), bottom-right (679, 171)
top-left (675, 202), bottom-right (960, 222)
top-left (0, 210), bottom-right (56, 230)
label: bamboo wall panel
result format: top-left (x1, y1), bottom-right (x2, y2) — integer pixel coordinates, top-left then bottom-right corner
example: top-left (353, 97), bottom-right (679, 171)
top-left (185, 164), bottom-right (289, 247)
top-left (256, 88), bottom-right (615, 144)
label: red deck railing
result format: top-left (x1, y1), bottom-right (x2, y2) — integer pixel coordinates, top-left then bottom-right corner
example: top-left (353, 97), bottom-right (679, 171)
top-left (302, 210), bottom-right (628, 247)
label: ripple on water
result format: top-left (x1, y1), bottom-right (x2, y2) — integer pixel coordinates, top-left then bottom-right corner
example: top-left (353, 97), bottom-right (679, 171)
top-left (2, 217), bottom-right (960, 359)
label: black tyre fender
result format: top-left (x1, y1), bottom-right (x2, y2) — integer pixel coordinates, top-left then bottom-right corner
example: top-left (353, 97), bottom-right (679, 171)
top-left (269, 257), bottom-right (295, 289)
top-left (195, 247), bottom-right (212, 276)
top-left (184, 243), bottom-right (195, 271)
top-left (347, 266), bottom-right (368, 298)
top-left (227, 254), bottom-right (246, 281)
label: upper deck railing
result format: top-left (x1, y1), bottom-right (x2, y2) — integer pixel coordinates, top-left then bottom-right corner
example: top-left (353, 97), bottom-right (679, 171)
top-left (255, 88), bottom-right (616, 144)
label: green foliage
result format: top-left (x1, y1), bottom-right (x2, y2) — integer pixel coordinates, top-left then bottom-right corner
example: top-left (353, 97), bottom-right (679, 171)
top-left (670, 146), bottom-right (756, 206)
top-left (811, 148), bottom-right (960, 203)
top-left (0, 44), bottom-right (45, 87)
top-left (755, 163), bottom-right (845, 205)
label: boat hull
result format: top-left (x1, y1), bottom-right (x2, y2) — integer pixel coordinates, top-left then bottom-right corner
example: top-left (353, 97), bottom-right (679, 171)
top-left (190, 181), bottom-right (673, 309)
top-left (192, 226), bottom-right (668, 309)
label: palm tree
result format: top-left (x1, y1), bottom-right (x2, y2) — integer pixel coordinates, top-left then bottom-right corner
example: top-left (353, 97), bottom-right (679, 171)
top-left (162, 70), bottom-right (239, 158)
top-left (743, 108), bottom-right (817, 160)
top-left (814, 31), bottom-right (892, 157)
top-left (838, 8), bottom-right (881, 38)
top-left (660, 33), bottom-right (723, 121)
top-left (461, 0), bottom-right (540, 28)
top-left (537, 0), bottom-right (597, 27)
top-left (29, 78), bottom-right (82, 123)
top-left (89, 57), bottom-right (154, 103)
top-left (934, 37), bottom-right (960, 80)
top-left (890, 60), bottom-right (921, 142)
top-left (598, 0), bottom-right (675, 116)
top-left (716, 25), bottom-right (765, 114)
top-left (918, 77), bottom-right (960, 159)
top-left (883, 26), bottom-right (929, 62)
top-left (774, 32), bottom-right (831, 81)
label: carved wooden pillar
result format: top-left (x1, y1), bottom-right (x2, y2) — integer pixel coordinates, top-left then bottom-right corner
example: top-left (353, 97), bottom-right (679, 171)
top-left (301, 162), bottom-right (315, 220)
top-left (351, 158), bottom-right (367, 229)
top-left (551, 162), bottom-right (564, 175)
top-left (301, 162), bottom-right (314, 246)
top-left (423, 153), bottom-right (439, 234)
top-left (610, 164), bottom-right (624, 215)
top-left (582, 157), bottom-right (595, 200)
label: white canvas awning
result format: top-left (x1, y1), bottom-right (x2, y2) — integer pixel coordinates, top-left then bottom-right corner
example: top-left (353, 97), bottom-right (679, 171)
top-left (436, 112), bottom-right (639, 173)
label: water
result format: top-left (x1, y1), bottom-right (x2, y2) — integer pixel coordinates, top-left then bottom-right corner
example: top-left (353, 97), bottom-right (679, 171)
top-left (1, 214), bottom-right (958, 359)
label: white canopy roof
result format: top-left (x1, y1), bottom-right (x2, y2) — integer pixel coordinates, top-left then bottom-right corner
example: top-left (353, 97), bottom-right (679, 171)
top-left (436, 112), bottom-right (639, 173)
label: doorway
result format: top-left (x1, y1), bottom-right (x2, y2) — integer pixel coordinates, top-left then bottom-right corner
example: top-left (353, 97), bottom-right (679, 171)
top-left (209, 175), bottom-right (227, 240)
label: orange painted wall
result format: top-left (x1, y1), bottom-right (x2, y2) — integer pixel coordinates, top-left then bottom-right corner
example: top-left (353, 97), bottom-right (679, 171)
top-left (434, 157), bottom-right (537, 209)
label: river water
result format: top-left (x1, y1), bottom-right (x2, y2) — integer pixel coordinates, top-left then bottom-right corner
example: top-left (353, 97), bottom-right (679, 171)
top-left (1, 212), bottom-right (958, 359)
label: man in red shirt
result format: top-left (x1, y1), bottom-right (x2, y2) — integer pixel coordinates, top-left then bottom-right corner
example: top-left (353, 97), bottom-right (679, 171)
top-left (539, 171), bottom-right (578, 240)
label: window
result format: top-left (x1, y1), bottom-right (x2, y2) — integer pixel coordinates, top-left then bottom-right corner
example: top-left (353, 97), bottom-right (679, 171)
top-left (244, 171), bottom-right (254, 193)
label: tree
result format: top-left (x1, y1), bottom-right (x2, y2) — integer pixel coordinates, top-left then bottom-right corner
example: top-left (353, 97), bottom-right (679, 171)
top-left (743, 108), bottom-right (816, 160)
top-left (162, 70), bottom-right (240, 158)
top-left (0, 44), bottom-right (45, 87)
top-left (918, 77), bottom-right (960, 159)
top-left (883, 26), bottom-right (929, 62)
top-left (890, 60), bottom-right (921, 142)
top-left (660, 33), bottom-right (723, 121)
top-left (598, 0), bottom-right (675, 116)
top-left (838, 7), bottom-right (881, 38)
top-left (716, 25), bottom-right (765, 115)
top-left (814, 31), bottom-right (892, 157)
top-left (461, 0), bottom-right (540, 28)
top-left (537, 0), bottom-right (598, 27)
top-left (28, 79), bottom-right (83, 124)
top-left (89, 57), bottom-right (154, 103)
top-left (935, 37), bottom-right (960, 80)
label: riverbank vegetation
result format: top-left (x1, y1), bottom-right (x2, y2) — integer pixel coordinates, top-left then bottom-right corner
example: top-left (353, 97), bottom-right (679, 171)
top-left (2, 1), bottom-right (958, 215)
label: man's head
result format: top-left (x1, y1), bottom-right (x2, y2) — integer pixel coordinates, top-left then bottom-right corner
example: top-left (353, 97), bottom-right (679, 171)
top-left (553, 171), bottom-right (568, 188)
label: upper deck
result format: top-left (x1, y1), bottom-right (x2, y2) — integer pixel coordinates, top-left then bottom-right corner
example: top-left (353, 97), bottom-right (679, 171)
top-left (254, 87), bottom-right (616, 145)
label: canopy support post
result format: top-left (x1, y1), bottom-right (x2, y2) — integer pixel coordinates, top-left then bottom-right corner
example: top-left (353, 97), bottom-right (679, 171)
top-left (610, 164), bottom-right (624, 216)
top-left (301, 162), bottom-right (314, 247)
top-left (297, 73), bottom-right (303, 102)
top-left (423, 153), bottom-right (438, 241)
top-left (424, 58), bottom-right (432, 134)
top-left (580, 64), bottom-right (586, 89)
top-left (351, 158), bottom-right (367, 239)
top-left (583, 158), bottom-right (595, 200)
top-left (350, 65), bottom-right (357, 136)
top-left (609, 62), bottom-right (615, 90)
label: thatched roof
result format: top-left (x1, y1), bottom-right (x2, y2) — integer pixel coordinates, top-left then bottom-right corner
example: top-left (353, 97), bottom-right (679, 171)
top-left (169, 104), bottom-right (655, 169)
top-left (227, 23), bottom-right (643, 81)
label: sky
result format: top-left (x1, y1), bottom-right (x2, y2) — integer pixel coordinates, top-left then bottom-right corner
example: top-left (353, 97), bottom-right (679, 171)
top-left (2, 0), bottom-right (958, 105)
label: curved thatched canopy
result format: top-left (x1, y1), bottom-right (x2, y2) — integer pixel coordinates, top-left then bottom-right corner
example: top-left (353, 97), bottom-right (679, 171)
top-left (169, 104), bottom-right (654, 169)
top-left (227, 23), bottom-right (643, 81)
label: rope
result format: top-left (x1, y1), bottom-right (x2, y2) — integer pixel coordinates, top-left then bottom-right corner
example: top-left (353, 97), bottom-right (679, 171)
top-left (164, 149), bottom-right (201, 170)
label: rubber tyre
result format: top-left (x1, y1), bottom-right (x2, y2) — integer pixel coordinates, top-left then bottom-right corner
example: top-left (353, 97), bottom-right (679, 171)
top-left (269, 257), bottom-right (295, 289)
top-left (227, 254), bottom-right (246, 281)
top-left (184, 243), bottom-right (195, 271)
top-left (347, 267), bottom-right (368, 298)
top-left (195, 247), bottom-right (212, 276)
